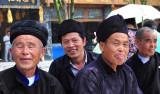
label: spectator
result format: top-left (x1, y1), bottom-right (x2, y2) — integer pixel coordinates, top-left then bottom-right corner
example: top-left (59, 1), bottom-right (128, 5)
top-left (0, 20), bottom-right (65, 94)
top-left (126, 27), bottom-right (159, 94)
top-left (49, 19), bottom-right (99, 94)
top-left (125, 18), bottom-right (138, 59)
top-left (72, 15), bottom-right (142, 94)
top-left (143, 19), bottom-right (160, 53)
top-left (3, 28), bottom-right (12, 62)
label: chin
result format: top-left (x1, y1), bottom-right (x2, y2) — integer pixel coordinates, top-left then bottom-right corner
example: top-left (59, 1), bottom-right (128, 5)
top-left (116, 60), bottom-right (125, 65)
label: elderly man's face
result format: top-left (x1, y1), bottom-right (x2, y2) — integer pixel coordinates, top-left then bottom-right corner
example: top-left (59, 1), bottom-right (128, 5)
top-left (61, 32), bottom-right (86, 59)
top-left (136, 31), bottom-right (157, 57)
top-left (9, 35), bottom-right (46, 71)
top-left (100, 33), bottom-right (129, 70)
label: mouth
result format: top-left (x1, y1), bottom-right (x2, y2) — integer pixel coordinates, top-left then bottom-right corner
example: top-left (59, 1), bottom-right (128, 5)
top-left (150, 49), bottom-right (155, 52)
top-left (69, 50), bottom-right (76, 52)
top-left (116, 54), bottom-right (125, 59)
top-left (20, 58), bottom-right (31, 61)
top-left (68, 49), bottom-right (77, 55)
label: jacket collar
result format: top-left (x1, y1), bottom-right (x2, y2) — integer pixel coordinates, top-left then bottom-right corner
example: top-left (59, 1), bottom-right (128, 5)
top-left (98, 55), bottom-right (123, 75)
top-left (15, 66), bottom-right (39, 86)
top-left (64, 50), bottom-right (87, 68)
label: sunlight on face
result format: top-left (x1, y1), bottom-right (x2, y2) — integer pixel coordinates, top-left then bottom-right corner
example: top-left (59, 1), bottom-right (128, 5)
top-left (100, 33), bottom-right (129, 70)
top-left (10, 35), bottom-right (46, 71)
top-left (61, 32), bottom-right (86, 59)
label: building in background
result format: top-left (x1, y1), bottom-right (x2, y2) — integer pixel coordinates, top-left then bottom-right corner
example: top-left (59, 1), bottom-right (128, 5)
top-left (0, 0), bottom-right (53, 61)
top-left (43, 0), bottom-right (160, 59)
top-left (1, 0), bottom-right (160, 61)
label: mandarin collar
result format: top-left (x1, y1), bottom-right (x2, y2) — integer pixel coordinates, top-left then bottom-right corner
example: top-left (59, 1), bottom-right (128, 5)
top-left (98, 55), bottom-right (123, 75)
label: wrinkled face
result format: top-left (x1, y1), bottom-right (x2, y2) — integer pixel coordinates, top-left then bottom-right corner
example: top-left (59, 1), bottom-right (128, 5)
top-left (61, 32), bottom-right (86, 59)
top-left (100, 33), bottom-right (129, 68)
top-left (136, 31), bottom-right (157, 57)
top-left (10, 35), bottom-right (46, 71)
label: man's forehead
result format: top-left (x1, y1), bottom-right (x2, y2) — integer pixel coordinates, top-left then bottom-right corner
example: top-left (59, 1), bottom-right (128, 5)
top-left (143, 31), bottom-right (157, 38)
top-left (14, 35), bottom-right (41, 43)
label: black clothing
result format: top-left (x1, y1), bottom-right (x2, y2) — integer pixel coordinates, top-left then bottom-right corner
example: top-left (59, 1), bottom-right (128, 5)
top-left (126, 52), bottom-right (160, 94)
top-left (72, 55), bottom-right (143, 94)
top-left (49, 51), bottom-right (99, 94)
top-left (0, 66), bottom-right (65, 94)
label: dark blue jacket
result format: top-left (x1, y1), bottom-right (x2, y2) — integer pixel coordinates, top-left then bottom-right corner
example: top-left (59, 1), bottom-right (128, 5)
top-left (49, 51), bottom-right (99, 94)
top-left (72, 55), bottom-right (143, 94)
top-left (0, 66), bottom-right (65, 94)
top-left (126, 52), bottom-right (160, 94)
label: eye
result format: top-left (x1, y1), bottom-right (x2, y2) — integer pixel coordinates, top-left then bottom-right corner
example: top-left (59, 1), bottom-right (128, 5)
top-left (145, 39), bottom-right (151, 43)
top-left (124, 43), bottom-right (129, 47)
top-left (17, 45), bottom-right (23, 48)
top-left (154, 39), bottom-right (157, 43)
top-left (73, 39), bottom-right (77, 42)
top-left (62, 40), bottom-right (68, 45)
top-left (114, 42), bottom-right (119, 46)
top-left (29, 46), bottom-right (34, 48)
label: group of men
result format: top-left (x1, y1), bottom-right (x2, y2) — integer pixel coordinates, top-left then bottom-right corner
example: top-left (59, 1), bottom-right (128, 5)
top-left (0, 14), bottom-right (159, 94)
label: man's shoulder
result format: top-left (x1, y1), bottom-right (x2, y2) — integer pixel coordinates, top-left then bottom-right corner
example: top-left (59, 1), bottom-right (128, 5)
top-left (78, 60), bottom-right (99, 76)
top-left (38, 68), bottom-right (62, 86)
top-left (0, 67), bottom-right (15, 77)
top-left (122, 63), bottom-right (135, 72)
top-left (0, 67), bottom-right (16, 87)
top-left (39, 69), bottom-right (58, 80)
top-left (51, 55), bottom-right (69, 66)
top-left (126, 54), bottom-right (138, 64)
top-left (86, 51), bottom-right (99, 59)
top-left (155, 51), bottom-right (160, 56)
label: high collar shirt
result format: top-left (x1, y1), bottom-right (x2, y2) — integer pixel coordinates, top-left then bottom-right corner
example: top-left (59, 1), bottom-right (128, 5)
top-left (70, 51), bottom-right (88, 76)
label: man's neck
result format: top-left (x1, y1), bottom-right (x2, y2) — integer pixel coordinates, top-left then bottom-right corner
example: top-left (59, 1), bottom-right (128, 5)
top-left (18, 67), bottom-right (36, 78)
top-left (71, 51), bottom-right (85, 64)
top-left (70, 51), bottom-right (85, 70)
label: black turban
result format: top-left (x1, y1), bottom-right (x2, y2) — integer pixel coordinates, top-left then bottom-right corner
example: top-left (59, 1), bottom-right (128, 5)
top-left (58, 19), bottom-right (85, 40)
top-left (10, 20), bottom-right (48, 47)
top-left (96, 14), bottom-right (128, 42)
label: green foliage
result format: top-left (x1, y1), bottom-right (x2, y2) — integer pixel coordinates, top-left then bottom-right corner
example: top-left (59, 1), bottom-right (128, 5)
top-left (53, 0), bottom-right (75, 23)
top-left (54, 0), bottom-right (62, 23)
top-left (123, 0), bottom-right (149, 4)
top-left (70, 0), bottom-right (74, 19)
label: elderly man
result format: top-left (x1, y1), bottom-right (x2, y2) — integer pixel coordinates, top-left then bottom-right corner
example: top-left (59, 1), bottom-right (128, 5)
top-left (72, 15), bottom-right (143, 94)
top-left (142, 19), bottom-right (160, 53)
top-left (126, 27), bottom-right (160, 94)
top-left (0, 20), bottom-right (65, 94)
top-left (49, 19), bottom-right (99, 94)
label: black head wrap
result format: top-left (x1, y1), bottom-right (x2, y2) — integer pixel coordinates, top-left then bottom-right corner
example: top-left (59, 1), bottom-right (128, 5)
top-left (58, 19), bottom-right (85, 40)
top-left (10, 20), bottom-right (48, 47)
top-left (96, 14), bottom-right (128, 42)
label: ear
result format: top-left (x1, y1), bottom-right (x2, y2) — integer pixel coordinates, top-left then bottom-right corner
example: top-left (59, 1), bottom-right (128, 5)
top-left (134, 39), bottom-right (139, 47)
top-left (9, 48), bottom-right (13, 57)
top-left (83, 37), bottom-right (86, 46)
top-left (99, 42), bottom-right (105, 52)
top-left (40, 48), bottom-right (46, 59)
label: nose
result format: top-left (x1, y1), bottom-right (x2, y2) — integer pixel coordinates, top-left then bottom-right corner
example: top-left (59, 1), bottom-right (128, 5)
top-left (68, 41), bottom-right (74, 48)
top-left (21, 47), bottom-right (29, 55)
top-left (150, 42), bottom-right (156, 48)
top-left (118, 45), bottom-right (125, 52)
